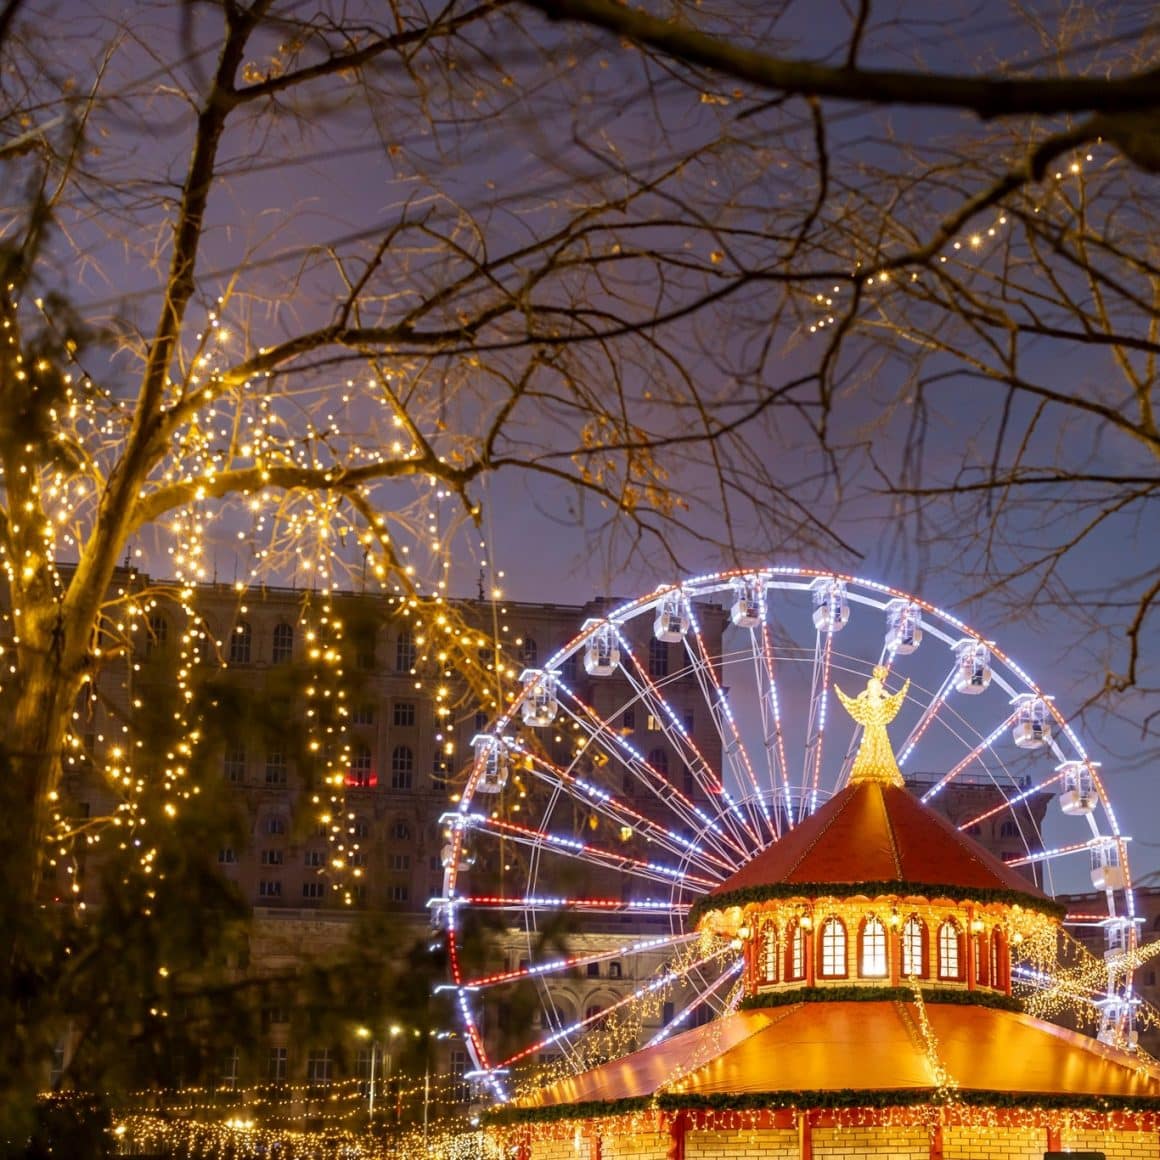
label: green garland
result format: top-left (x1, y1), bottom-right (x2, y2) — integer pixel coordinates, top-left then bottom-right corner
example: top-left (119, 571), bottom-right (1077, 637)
top-left (739, 985), bottom-right (1022, 1013)
top-left (487, 1086), bottom-right (1160, 1127)
top-left (688, 879), bottom-right (1065, 926)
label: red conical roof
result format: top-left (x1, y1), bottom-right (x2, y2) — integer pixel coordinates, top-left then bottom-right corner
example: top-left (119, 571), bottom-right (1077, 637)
top-left (702, 778), bottom-right (1052, 910)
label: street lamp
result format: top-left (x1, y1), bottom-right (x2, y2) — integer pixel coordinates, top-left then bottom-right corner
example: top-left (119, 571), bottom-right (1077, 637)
top-left (356, 1023), bottom-right (403, 1128)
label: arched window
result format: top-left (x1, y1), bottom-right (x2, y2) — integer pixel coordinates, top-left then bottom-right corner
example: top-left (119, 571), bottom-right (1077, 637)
top-left (272, 622), bottom-right (294, 663)
top-left (391, 745), bottom-right (414, 789)
top-left (520, 638), bottom-right (538, 667)
top-left (395, 629), bottom-right (416, 672)
top-left (859, 916), bottom-right (888, 978)
top-left (819, 917), bottom-right (847, 978)
top-left (786, 921), bottom-right (807, 982)
top-left (902, 916), bottom-right (926, 978)
top-left (346, 743), bottom-right (376, 788)
top-left (647, 748), bottom-right (669, 777)
top-left (760, 922), bottom-right (778, 984)
top-left (973, 930), bottom-right (988, 986)
top-left (229, 620), bottom-right (252, 664)
top-left (938, 920), bottom-right (963, 981)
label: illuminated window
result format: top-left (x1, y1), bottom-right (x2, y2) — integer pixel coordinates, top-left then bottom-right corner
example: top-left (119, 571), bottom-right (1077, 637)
top-left (229, 621), bottom-right (252, 664)
top-left (819, 917), bottom-right (847, 978)
top-left (786, 922), bottom-right (807, 981)
top-left (347, 743), bottom-right (376, 788)
top-left (860, 916), bottom-right (888, 978)
top-left (990, 928), bottom-right (1003, 988)
top-left (271, 622), bottom-right (293, 663)
top-left (761, 923), bottom-right (778, 983)
top-left (938, 920), bottom-right (962, 980)
top-left (902, 917), bottom-right (926, 978)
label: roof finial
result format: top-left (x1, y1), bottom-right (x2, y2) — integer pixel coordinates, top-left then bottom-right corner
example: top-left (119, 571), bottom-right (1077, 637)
top-left (835, 665), bottom-right (910, 786)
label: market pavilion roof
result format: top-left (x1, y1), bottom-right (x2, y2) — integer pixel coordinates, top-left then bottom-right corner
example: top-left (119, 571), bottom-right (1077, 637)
top-left (509, 1003), bottom-right (1160, 1116)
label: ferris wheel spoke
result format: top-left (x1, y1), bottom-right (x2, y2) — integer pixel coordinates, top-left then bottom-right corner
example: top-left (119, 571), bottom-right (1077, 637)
top-left (454, 895), bottom-right (692, 919)
top-left (459, 813), bottom-right (722, 892)
top-left (750, 610), bottom-right (793, 833)
top-left (683, 602), bottom-right (776, 845)
top-left (919, 711), bottom-right (1019, 804)
top-left (957, 767), bottom-right (1070, 832)
top-left (496, 939), bottom-right (738, 1069)
top-left (640, 956), bottom-right (744, 1048)
top-left (454, 932), bottom-right (700, 993)
top-left (612, 628), bottom-right (755, 861)
top-left (553, 689), bottom-right (749, 871)
top-left (510, 745), bottom-right (738, 879)
top-left (800, 630), bottom-right (837, 820)
top-left (895, 664), bottom-right (958, 768)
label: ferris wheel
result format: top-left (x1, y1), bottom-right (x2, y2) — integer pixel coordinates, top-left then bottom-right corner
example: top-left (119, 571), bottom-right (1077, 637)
top-left (434, 568), bottom-right (1136, 1100)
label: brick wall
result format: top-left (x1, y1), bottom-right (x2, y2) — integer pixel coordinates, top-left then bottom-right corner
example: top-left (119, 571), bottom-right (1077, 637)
top-left (686, 1128), bottom-right (798, 1159)
top-left (813, 1125), bottom-right (927, 1159)
top-left (944, 1125), bottom-right (1043, 1160)
top-left (604, 1130), bottom-right (670, 1158)
top-left (1063, 1127), bottom-right (1160, 1159)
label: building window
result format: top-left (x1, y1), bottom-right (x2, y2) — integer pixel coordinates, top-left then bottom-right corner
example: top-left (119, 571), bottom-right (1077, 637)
top-left (349, 850), bottom-right (367, 868)
top-left (902, 916), bottom-right (926, 978)
top-left (350, 883), bottom-right (367, 905)
top-left (608, 960), bottom-right (622, 979)
top-left (786, 921), bottom-right (807, 982)
top-left (520, 638), bottom-right (538, 667)
top-left (560, 652), bottom-right (578, 683)
top-left (260, 849), bottom-right (284, 866)
top-left (647, 748), bottom-right (669, 776)
top-left (938, 920), bottom-right (963, 980)
top-left (990, 928), bottom-right (1004, 989)
top-left (648, 638), bottom-right (668, 678)
top-left (393, 701), bottom-right (416, 728)
top-left (304, 849), bottom-right (325, 868)
top-left (265, 749), bottom-right (288, 785)
top-left (391, 746), bottom-right (414, 790)
top-left (218, 847), bottom-right (237, 864)
top-left (661, 1001), bottom-right (675, 1025)
top-left (586, 961), bottom-right (600, 978)
top-left (389, 853), bottom-right (411, 871)
top-left (860, 917), bottom-right (888, 978)
top-left (267, 1047), bottom-right (288, 1081)
top-left (973, 931), bottom-right (988, 986)
top-left (352, 703), bottom-right (375, 726)
top-left (223, 744), bottom-right (246, 784)
top-left (819, 917), bottom-right (847, 978)
top-left (760, 923), bottom-right (778, 984)
top-left (263, 1006), bottom-right (290, 1027)
top-left (396, 629), bottom-right (416, 672)
top-left (390, 883), bottom-right (409, 903)
top-left (999, 820), bottom-right (1019, 839)
top-left (392, 819), bottom-right (410, 841)
top-left (306, 1049), bottom-right (332, 1084)
top-left (302, 881), bottom-right (325, 900)
top-left (347, 743), bottom-right (376, 788)
top-left (146, 613), bottom-right (169, 658)
top-left (353, 818), bottom-right (371, 839)
top-left (221, 1047), bottom-right (239, 1089)
top-left (682, 710), bottom-right (694, 734)
top-left (621, 708), bottom-right (635, 731)
top-left (264, 815), bottom-right (287, 836)
top-left (229, 621), bottom-right (252, 664)
top-left (271, 622), bottom-right (294, 663)
top-left (646, 713), bottom-right (662, 732)
top-left (258, 880), bottom-right (282, 899)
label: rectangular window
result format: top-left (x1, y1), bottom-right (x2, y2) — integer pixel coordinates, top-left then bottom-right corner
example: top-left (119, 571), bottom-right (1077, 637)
top-left (306, 1049), bottom-right (332, 1083)
top-left (258, 880), bottom-right (282, 899)
top-left (646, 713), bottom-right (662, 732)
top-left (263, 1006), bottom-right (290, 1027)
top-left (390, 883), bottom-right (410, 903)
top-left (265, 815), bottom-right (287, 836)
top-left (221, 1046), bottom-right (240, 1088)
top-left (393, 701), bottom-right (416, 727)
top-left (218, 848), bottom-right (237, 864)
top-left (304, 849), bottom-right (326, 868)
top-left (349, 850), bottom-right (367, 868)
top-left (390, 853), bottom-right (411, 871)
top-left (350, 883), bottom-right (367, 905)
top-left (352, 704), bottom-right (375, 726)
top-left (302, 881), bottom-right (325, 900)
top-left (260, 849), bottom-right (284, 866)
top-left (265, 750), bottom-right (288, 785)
top-left (224, 745), bottom-right (246, 783)
top-left (267, 1047), bottom-right (287, 1081)
top-left (648, 638), bottom-right (668, 678)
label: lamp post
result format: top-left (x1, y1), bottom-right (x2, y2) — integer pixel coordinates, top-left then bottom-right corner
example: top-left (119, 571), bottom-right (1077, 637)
top-left (356, 1023), bottom-right (402, 1130)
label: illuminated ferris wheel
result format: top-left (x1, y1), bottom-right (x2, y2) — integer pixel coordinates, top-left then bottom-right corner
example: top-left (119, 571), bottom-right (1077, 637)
top-left (435, 568), bottom-right (1136, 1100)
